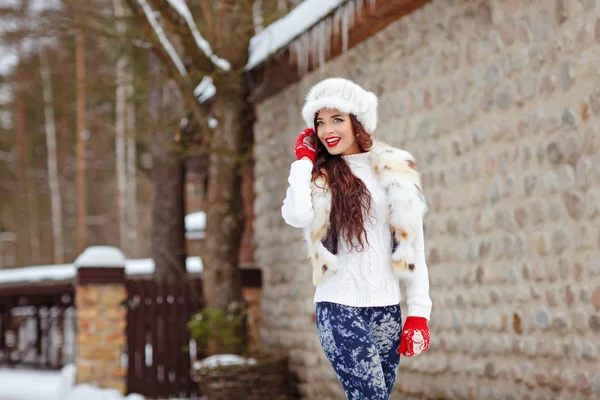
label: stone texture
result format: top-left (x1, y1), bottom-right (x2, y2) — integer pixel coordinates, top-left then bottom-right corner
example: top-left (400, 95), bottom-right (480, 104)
top-left (253, 1), bottom-right (600, 398)
top-left (75, 282), bottom-right (127, 393)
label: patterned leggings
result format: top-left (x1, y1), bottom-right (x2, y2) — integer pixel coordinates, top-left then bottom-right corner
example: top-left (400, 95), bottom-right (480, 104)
top-left (315, 302), bottom-right (402, 400)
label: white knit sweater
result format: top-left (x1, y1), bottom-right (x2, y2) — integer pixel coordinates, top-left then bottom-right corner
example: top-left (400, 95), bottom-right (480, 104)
top-left (281, 153), bottom-right (432, 319)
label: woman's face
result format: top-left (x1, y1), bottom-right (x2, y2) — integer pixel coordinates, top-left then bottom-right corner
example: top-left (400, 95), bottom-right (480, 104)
top-left (315, 108), bottom-right (361, 156)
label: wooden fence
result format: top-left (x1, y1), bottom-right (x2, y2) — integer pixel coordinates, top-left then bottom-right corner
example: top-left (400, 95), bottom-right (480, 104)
top-left (0, 267), bottom-right (262, 399)
top-left (0, 283), bottom-right (75, 369)
top-left (126, 278), bottom-right (203, 399)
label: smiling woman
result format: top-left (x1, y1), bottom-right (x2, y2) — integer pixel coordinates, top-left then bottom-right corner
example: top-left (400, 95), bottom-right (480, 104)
top-left (281, 77), bottom-right (433, 400)
top-left (314, 109), bottom-right (360, 155)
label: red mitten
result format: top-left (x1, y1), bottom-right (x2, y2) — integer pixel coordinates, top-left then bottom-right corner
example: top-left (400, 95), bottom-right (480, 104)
top-left (294, 128), bottom-right (316, 162)
top-left (398, 316), bottom-right (430, 357)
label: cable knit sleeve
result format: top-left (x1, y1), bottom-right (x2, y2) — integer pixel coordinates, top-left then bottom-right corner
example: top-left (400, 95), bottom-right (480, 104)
top-left (281, 159), bottom-right (314, 228)
top-left (405, 217), bottom-right (433, 320)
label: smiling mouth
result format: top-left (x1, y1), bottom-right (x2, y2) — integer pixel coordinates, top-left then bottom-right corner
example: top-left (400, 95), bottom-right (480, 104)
top-left (326, 137), bottom-right (341, 148)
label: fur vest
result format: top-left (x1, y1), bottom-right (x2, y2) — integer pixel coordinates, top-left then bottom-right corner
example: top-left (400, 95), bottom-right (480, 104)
top-left (304, 140), bottom-right (428, 286)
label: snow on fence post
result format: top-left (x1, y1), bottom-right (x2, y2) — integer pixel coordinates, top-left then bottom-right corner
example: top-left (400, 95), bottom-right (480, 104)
top-left (74, 246), bottom-right (128, 394)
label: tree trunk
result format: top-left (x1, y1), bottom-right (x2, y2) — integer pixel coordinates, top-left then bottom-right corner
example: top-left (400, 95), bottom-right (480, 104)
top-left (202, 72), bottom-right (251, 311)
top-left (58, 43), bottom-right (70, 182)
top-left (58, 39), bottom-right (74, 261)
top-left (75, 14), bottom-right (88, 253)
top-left (14, 59), bottom-right (30, 265)
top-left (39, 45), bottom-right (65, 264)
top-left (150, 135), bottom-right (186, 282)
top-left (114, 0), bottom-right (138, 257)
top-left (26, 170), bottom-right (40, 264)
top-left (114, 0), bottom-right (129, 256)
top-left (126, 81), bottom-right (138, 257)
top-left (148, 54), bottom-right (186, 282)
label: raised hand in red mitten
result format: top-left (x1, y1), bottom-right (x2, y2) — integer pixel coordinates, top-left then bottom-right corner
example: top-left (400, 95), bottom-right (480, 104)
top-left (398, 316), bottom-right (430, 357)
top-left (294, 128), bottom-right (317, 163)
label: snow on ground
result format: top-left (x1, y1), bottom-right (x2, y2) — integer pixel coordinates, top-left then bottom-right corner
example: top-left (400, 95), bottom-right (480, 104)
top-left (0, 367), bottom-right (61, 400)
top-left (193, 354), bottom-right (256, 370)
top-left (0, 366), bottom-right (145, 400)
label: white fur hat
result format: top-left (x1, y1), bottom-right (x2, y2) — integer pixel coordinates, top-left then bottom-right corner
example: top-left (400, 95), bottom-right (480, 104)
top-left (302, 77), bottom-right (378, 134)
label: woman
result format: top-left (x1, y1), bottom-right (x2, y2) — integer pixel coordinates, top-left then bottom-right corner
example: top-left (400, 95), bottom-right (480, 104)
top-left (281, 78), bottom-right (432, 399)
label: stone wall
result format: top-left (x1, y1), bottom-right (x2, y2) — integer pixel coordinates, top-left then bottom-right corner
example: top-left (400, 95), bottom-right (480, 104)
top-left (253, 0), bottom-right (600, 398)
top-left (76, 285), bottom-right (128, 393)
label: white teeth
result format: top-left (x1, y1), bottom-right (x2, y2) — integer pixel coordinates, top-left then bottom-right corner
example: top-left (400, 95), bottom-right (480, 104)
top-left (326, 138), bottom-right (340, 143)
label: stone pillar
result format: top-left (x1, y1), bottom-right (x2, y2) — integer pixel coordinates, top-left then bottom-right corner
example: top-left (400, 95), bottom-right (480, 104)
top-left (74, 246), bottom-right (127, 393)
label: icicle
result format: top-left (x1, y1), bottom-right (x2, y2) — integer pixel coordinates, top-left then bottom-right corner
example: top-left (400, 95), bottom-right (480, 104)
top-left (311, 24), bottom-right (318, 70)
top-left (289, 0), bottom-right (372, 75)
top-left (355, 0), bottom-right (364, 21)
top-left (348, 0), bottom-right (355, 30)
top-left (318, 20), bottom-right (326, 67)
top-left (332, 5), bottom-right (342, 38)
top-left (341, 2), bottom-right (349, 52)
top-left (291, 32), bottom-right (311, 76)
top-left (324, 17), bottom-right (333, 60)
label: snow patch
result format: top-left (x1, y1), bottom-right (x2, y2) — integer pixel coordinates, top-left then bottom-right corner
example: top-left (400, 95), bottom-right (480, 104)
top-left (74, 246), bottom-right (126, 268)
top-left (165, 0), bottom-right (230, 71)
top-left (58, 363), bottom-right (77, 400)
top-left (0, 256), bottom-right (203, 284)
top-left (30, 0), bottom-right (61, 13)
top-left (0, 47), bottom-right (18, 76)
top-left (185, 211), bottom-right (206, 232)
top-left (136, 0), bottom-right (187, 77)
top-left (194, 77), bottom-right (216, 104)
top-left (58, 364), bottom-right (146, 400)
top-left (0, 263), bottom-right (75, 283)
top-left (0, 367), bottom-right (61, 400)
top-left (193, 354), bottom-right (257, 370)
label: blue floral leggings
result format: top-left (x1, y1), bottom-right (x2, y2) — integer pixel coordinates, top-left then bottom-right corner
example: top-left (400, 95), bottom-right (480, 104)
top-left (315, 302), bottom-right (402, 400)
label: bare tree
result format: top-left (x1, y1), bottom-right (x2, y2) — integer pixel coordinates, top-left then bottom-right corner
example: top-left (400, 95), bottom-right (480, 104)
top-left (114, 0), bottom-right (131, 256)
top-left (39, 44), bottom-right (65, 264)
top-left (125, 67), bottom-right (138, 257)
top-left (122, 1), bottom-right (256, 340)
top-left (74, 4), bottom-right (88, 253)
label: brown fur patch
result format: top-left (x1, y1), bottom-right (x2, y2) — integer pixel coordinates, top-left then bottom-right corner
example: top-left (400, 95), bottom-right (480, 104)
top-left (322, 264), bottom-right (328, 272)
top-left (374, 166), bottom-right (381, 180)
top-left (392, 258), bottom-right (409, 271)
top-left (392, 227), bottom-right (409, 240)
top-left (312, 224), bottom-right (327, 243)
top-left (392, 259), bottom-right (415, 272)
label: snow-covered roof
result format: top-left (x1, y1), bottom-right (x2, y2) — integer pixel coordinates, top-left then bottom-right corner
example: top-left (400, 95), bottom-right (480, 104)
top-left (246, 0), bottom-right (348, 70)
top-left (0, 256), bottom-right (203, 285)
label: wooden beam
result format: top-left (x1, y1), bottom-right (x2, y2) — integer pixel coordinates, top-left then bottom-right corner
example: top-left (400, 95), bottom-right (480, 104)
top-left (248, 0), bottom-right (430, 103)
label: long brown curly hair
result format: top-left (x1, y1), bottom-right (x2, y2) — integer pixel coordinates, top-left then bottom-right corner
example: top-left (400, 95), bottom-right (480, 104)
top-left (312, 113), bottom-right (374, 252)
